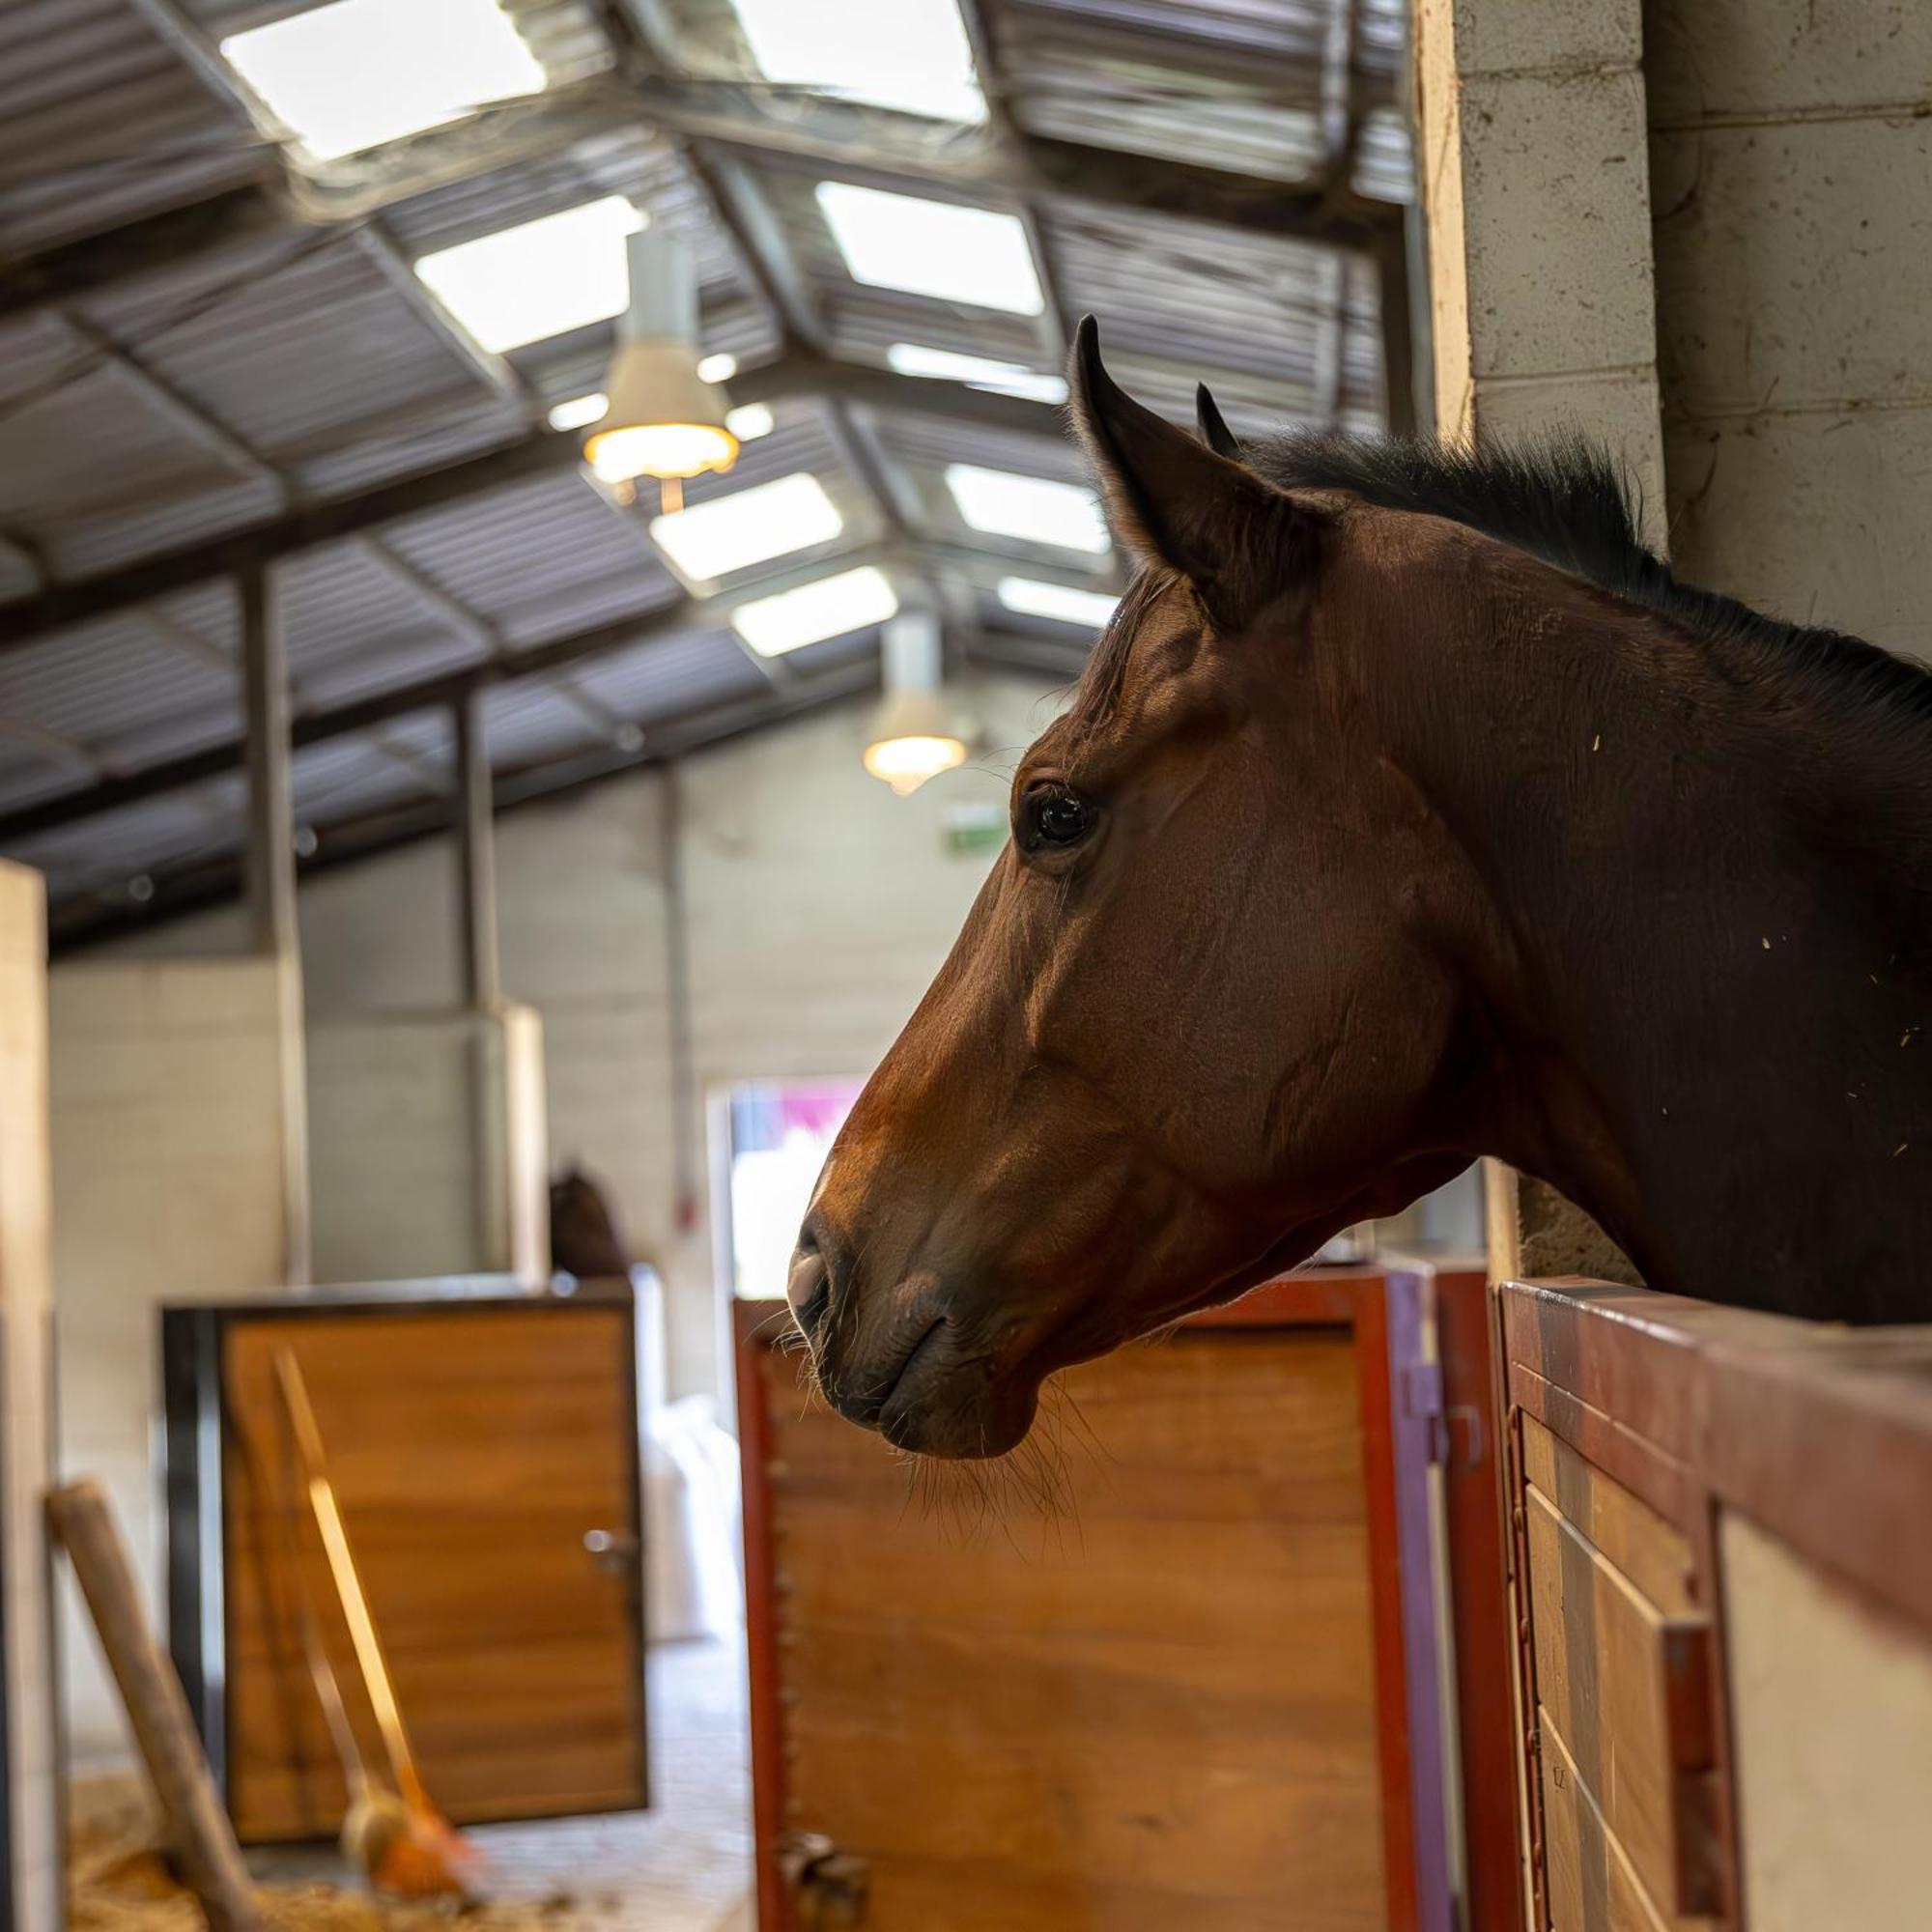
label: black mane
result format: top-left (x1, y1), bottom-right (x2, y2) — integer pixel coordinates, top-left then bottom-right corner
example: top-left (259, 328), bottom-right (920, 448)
top-left (1250, 429), bottom-right (1932, 727)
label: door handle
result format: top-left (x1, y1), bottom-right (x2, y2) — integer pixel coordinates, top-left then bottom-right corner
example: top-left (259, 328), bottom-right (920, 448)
top-left (582, 1528), bottom-right (639, 1574)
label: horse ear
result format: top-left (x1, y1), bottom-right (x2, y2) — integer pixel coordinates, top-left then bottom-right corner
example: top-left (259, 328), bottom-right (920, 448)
top-left (1070, 317), bottom-right (1313, 631)
top-left (1195, 383), bottom-right (1240, 461)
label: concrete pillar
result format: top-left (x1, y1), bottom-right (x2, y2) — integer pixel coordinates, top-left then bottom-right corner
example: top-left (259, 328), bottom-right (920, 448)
top-left (306, 1006), bottom-right (549, 1285)
top-left (1415, 0), bottom-right (1667, 1281)
top-left (0, 863), bottom-right (60, 1930)
top-left (1413, 0), bottom-right (1669, 547)
top-left (49, 953), bottom-right (312, 1764)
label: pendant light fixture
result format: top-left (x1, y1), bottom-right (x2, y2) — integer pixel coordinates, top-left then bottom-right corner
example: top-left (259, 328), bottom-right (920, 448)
top-left (864, 611), bottom-right (972, 796)
top-left (583, 223), bottom-right (737, 513)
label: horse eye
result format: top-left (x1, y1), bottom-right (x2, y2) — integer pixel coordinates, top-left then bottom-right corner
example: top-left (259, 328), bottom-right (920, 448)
top-left (1026, 788), bottom-right (1091, 850)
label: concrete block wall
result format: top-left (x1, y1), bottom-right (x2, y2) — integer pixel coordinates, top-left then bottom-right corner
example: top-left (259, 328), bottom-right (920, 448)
top-left (307, 1004), bottom-right (548, 1285)
top-left (1646, 0), bottom-right (1932, 666)
top-left (47, 952), bottom-right (304, 1764)
top-left (1414, 0), bottom-right (1669, 543)
top-left (0, 865), bottom-right (60, 1930)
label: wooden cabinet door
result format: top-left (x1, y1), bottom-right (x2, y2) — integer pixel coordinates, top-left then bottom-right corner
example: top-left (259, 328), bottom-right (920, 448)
top-left (213, 1301), bottom-right (647, 1840)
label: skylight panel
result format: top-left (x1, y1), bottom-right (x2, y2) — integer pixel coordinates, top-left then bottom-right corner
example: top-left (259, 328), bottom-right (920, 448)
top-left (650, 473), bottom-right (843, 582)
top-left (412, 198), bottom-right (644, 354)
top-left (732, 567), bottom-right (899, 656)
top-left (729, 0), bottom-right (985, 125)
top-left (997, 578), bottom-right (1120, 629)
top-left (887, 343), bottom-right (1068, 404)
top-left (724, 402), bottom-right (776, 442)
top-left (945, 465), bottom-right (1109, 554)
top-left (816, 184), bottom-right (1043, 315)
top-left (221, 0), bottom-right (545, 161)
top-left (547, 392), bottom-right (609, 433)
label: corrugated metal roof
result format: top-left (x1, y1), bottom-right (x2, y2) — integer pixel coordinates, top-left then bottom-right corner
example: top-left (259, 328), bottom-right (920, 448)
top-left (481, 676), bottom-right (609, 768)
top-left (5, 776), bottom-right (246, 898)
top-left (78, 225), bottom-right (523, 489)
top-left (568, 625), bottom-right (772, 724)
top-left (291, 729), bottom-right (440, 821)
top-left (380, 469), bottom-right (687, 648)
top-left (0, 306), bottom-right (284, 579)
top-left (0, 0), bottom-right (270, 256)
top-left (0, 0), bottom-right (1408, 924)
top-left (999, 0), bottom-right (1337, 185)
top-left (0, 607), bottom-right (241, 765)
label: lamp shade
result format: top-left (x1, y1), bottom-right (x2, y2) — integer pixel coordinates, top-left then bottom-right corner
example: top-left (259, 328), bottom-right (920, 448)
top-left (583, 227), bottom-right (737, 487)
top-left (584, 341), bottom-right (737, 483)
top-left (864, 611), bottom-right (971, 795)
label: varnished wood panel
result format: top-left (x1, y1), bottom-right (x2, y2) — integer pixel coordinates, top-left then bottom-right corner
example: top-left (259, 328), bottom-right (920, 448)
top-left (220, 1305), bottom-right (645, 1840)
top-left (1523, 1487), bottom-right (1714, 1927)
top-left (1539, 1717), bottom-right (1676, 1932)
top-left (1521, 1415), bottom-right (1696, 1620)
top-left (761, 1326), bottom-right (1389, 1931)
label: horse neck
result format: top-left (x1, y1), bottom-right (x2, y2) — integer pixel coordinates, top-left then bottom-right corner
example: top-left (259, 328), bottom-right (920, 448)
top-left (1372, 561), bottom-right (1932, 1319)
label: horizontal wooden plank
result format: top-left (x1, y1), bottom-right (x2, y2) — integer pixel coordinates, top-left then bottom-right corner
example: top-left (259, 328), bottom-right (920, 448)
top-left (1525, 1488), bottom-right (1717, 1918)
top-left (1540, 1711), bottom-right (1697, 1932)
top-left (1522, 1414), bottom-right (1698, 1618)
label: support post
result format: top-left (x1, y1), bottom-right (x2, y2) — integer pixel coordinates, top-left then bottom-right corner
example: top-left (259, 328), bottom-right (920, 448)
top-left (239, 563), bottom-right (311, 1283)
top-left (453, 694), bottom-right (501, 1010)
top-left (240, 563), bottom-right (296, 959)
top-left (0, 864), bottom-right (60, 1931)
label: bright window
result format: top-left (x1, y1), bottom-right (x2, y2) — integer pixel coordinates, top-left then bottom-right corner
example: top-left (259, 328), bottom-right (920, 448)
top-left (222, 0), bottom-right (544, 161)
top-left (722, 1081), bottom-right (864, 1299)
top-left (732, 565), bottom-right (899, 656)
top-left (946, 464), bottom-right (1109, 554)
top-left (886, 342), bottom-right (1067, 404)
top-left (997, 577), bottom-right (1119, 628)
top-left (816, 183), bottom-right (1043, 315)
top-left (650, 472), bottom-right (843, 582)
top-left (729, 0), bottom-right (984, 125)
top-left (413, 197), bottom-right (644, 354)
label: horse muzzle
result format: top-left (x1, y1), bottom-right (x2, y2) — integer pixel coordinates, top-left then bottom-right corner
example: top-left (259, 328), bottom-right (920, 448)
top-left (786, 1219), bottom-right (1037, 1457)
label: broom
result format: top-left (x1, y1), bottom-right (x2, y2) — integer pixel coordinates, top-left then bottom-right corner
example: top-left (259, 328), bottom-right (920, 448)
top-left (272, 1348), bottom-right (480, 1898)
top-left (266, 1424), bottom-right (416, 1892)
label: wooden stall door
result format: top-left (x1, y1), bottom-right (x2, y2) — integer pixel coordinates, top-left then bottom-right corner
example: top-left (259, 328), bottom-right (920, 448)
top-left (220, 1305), bottom-right (647, 1839)
top-left (742, 1269), bottom-right (1467, 1932)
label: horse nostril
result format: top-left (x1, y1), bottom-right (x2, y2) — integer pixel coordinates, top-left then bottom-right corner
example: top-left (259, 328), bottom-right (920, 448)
top-left (787, 1216), bottom-right (836, 1344)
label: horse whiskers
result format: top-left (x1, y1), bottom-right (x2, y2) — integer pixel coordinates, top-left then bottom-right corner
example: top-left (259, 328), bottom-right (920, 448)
top-left (882, 1383), bottom-right (1094, 1557)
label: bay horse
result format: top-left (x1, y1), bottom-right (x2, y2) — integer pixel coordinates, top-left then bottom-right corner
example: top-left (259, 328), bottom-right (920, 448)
top-left (790, 317), bottom-right (1932, 1459)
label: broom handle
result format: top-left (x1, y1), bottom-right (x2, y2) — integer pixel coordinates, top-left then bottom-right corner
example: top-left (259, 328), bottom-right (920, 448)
top-left (273, 1350), bottom-right (431, 1813)
top-left (268, 1409), bottom-right (370, 1794)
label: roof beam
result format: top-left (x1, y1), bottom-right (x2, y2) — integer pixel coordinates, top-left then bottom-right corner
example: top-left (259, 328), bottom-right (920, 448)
top-left (0, 533), bottom-right (1109, 844)
top-left (0, 540), bottom-right (906, 840)
top-left (0, 357), bottom-right (1063, 652)
top-left (45, 658), bottom-right (882, 952)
